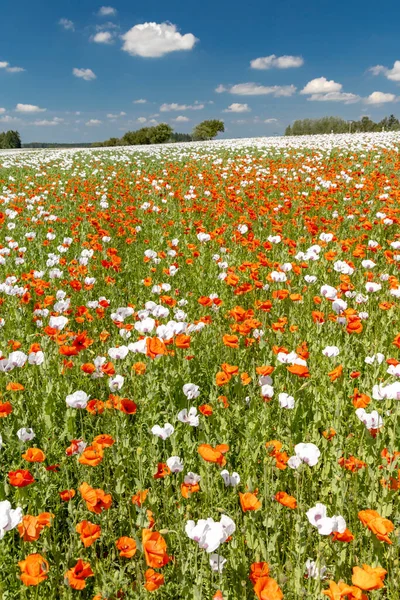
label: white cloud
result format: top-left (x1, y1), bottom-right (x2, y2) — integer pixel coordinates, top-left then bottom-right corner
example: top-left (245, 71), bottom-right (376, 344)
top-left (73, 68), bottom-right (97, 81)
top-left (0, 108), bottom-right (5, 114)
top-left (0, 62), bottom-right (9, 69)
top-left (369, 61), bottom-right (400, 82)
top-left (251, 54), bottom-right (304, 70)
top-left (121, 22), bottom-right (198, 58)
top-left (301, 77), bottom-right (342, 94)
top-left (59, 18), bottom-right (75, 31)
top-left (107, 112), bottom-right (126, 118)
top-left (15, 103), bottom-right (46, 113)
top-left (33, 118), bottom-right (64, 126)
top-left (6, 66), bottom-right (25, 73)
top-left (223, 103), bottom-right (251, 113)
top-left (220, 82), bottom-right (296, 97)
top-left (215, 84), bottom-right (227, 93)
top-left (86, 119), bottom-right (102, 126)
top-left (0, 115), bottom-right (21, 123)
top-left (160, 102), bottom-right (204, 112)
top-left (173, 115), bottom-right (190, 122)
top-left (264, 118), bottom-right (278, 123)
top-left (92, 31), bottom-right (113, 44)
top-left (137, 117), bottom-right (147, 123)
top-left (307, 92), bottom-right (360, 103)
top-left (98, 6), bottom-right (117, 16)
top-left (364, 91), bottom-right (397, 105)
top-left (133, 98), bottom-right (147, 104)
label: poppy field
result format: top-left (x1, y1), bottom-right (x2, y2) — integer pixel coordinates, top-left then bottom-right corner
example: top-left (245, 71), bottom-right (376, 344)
top-left (0, 133), bottom-right (400, 599)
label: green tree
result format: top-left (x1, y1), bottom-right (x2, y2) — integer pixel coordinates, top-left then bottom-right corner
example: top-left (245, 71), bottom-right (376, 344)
top-left (192, 120), bottom-right (224, 141)
top-left (1, 130), bottom-right (21, 148)
top-left (149, 123), bottom-right (173, 144)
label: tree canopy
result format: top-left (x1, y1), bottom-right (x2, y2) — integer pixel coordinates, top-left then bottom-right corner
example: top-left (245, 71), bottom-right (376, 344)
top-left (192, 120), bottom-right (225, 141)
top-left (285, 115), bottom-right (400, 136)
top-left (0, 130), bottom-right (22, 149)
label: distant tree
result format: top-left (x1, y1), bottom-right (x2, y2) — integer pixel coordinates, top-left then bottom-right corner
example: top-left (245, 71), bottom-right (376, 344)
top-left (149, 123), bottom-right (173, 144)
top-left (170, 132), bottom-right (192, 142)
top-left (285, 125), bottom-right (292, 136)
top-left (103, 137), bottom-right (120, 147)
top-left (386, 114), bottom-right (400, 130)
top-left (192, 120), bottom-right (224, 141)
top-left (0, 130), bottom-right (21, 148)
top-left (0, 132), bottom-right (5, 148)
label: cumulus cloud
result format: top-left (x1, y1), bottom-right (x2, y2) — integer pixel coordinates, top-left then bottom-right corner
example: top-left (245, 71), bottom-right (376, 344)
top-left (160, 102), bottom-right (204, 112)
top-left (86, 119), bottom-right (102, 126)
top-left (251, 54), bottom-right (304, 70)
top-left (264, 118), bottom-right (278, 123)
top-left (301, 77), bottom-right (360, 103)
top-left (92, 31), bottom-right (114, 44)
top-left (98, 6), bottom-right (117, 16)
top-left (59, 18), bottom-right (75, 31)
top-left (15, 103), bottom-right (46, 113)
top-left (223, 103), bottom-right (251, 113)
top-left (137, 117), bottom-right (147, 123)
top-left (369, 61), bottom-right (400, 82)
top-left (173, 115), bottom-right (190, 122)
top-left (364, 91), bottom-right (397, 105)
top-left (121, 22), bottom-right (198, 58)
top-left (0, 62), bottom-right (9, 69)
top-left (0, 115), bottom-right (20, 123)
top-left (217, 82), bottom-right (296, 97)
top-left (133, 98), bottom-right (147, 104)
top-left (0, 108), bottom-right (5, 114)
top-left (33, 118), bottom-right (64, 126)
top-left (0, 61), bottom-right (25, 73)
top-left (73, 68), bottom-right (97, 81)
top-left (107, 112), bottom-right (126, 118)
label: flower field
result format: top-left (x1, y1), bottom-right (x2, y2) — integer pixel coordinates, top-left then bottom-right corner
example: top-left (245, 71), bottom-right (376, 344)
top-left (1, 133), bottom-right (400, 599)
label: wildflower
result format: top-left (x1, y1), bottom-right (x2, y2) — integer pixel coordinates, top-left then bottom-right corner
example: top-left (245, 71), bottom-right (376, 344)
top-left (18, 553), bottom-right (49, 586)
top-left (66, 390), bottom-right (89, 409)
top-left (116, 536), bottom-right (137, 558)
top-left (358, 509), bottom-right (393, 544)
top-left (142, 529), bottom-right (170, 568)
top-left (288, 443), bottom-right (321, 468)
top-left (65, 559), bottom-right (94, 590)
top-left (151, 423), bottom-right (174, 440)
top-left (306, 503), bottom-right (346, 535)
top-left (76, 521), bottom-right (101, 547)
top-left (239, 492), bottom-right (261, 512)
top-left (0, 500), bottom-right (23, 538)
top-left (144, 569), bottom-right (164, 591)
top-left (352, 564), bottom-right (387, 590)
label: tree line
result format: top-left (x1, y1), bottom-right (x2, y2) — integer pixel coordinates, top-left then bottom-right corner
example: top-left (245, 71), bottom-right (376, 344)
top-left (0, 130), bottom-right (21, 149)
top-left (94, 120), bottom-right (225, 147)
top-left (285, 115), bottom-right (400, 136)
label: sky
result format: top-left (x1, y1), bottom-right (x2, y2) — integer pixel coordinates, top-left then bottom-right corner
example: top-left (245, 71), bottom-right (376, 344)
top-left (2, 0), bottom-right (400, 143)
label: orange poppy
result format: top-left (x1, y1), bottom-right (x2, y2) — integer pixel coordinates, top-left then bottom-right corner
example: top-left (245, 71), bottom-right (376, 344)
top-left (79, 482), bottom-right (112, 514)
top-left (239, 492), bottom-right (261, 512)
top-left (352, 564), bottom-right (387, 590)
top-left (253, 576), bottom-right (283, 600)
top-left (275, 491), bottom-right (297, 509)
top-left (0, 401), bottom-right (12, 417)
top-left (78, 445), bottom-right (104, 467)
top-left (132, 489), bottom-right (149, 507)
top-left (132, 361), bottom-right (146, 374)
top-left (92, 434), bottom-right (115, 448)
top-left (358, 509), bottom-right (394, 544)
top-left (146, 337), bottom-right (167, 359)
top-left (6, 382), bottom-right (24, 391)
top-left (249, 562), bottom-right (270, 585)
top-left (59, 489), bottom-right (76, 501)
top-left (328, 365), bottom-right (343, 382)
top-left (222, 334), bottom-right (239, 348)
top-left (65, 559), bottom-right (94, 590)
top-left (9, 470), bottom-right (35, 487)
top-left (331, 528), bottom-right (355, 543)
top-left (116, 536), bottom-right (137, 558)
top-left (256, 365), bottom-right (274, 376)
top-left (18, 513), bottom-right (53, 542)
top-left (22, 448), bottom-right (46, 463)
top-left (144, 569), bottom-right (165, 591)
top-left (76, 521), bottom-right (101, 547)
top-left (181, 482), bottom-right (200, 498)
top-left (153, 463), bottom-right (171, 479)
top-left (199, 404), bottom-right (213, 416)
top-left (322, 580), bottom-right (367, 599)
top-left (142, 529), bottom-right (170, 569)
top-left (18, 553), bottom-right (49, 586)
top-left (215, 371), bottom-right (231, 386)
top-left (198, 443), bottom-right (229, 466)
top-left (287, 364), bottom-right (310, 378)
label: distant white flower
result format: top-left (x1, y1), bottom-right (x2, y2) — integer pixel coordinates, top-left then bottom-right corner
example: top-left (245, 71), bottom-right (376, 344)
top-left (166, 456), bottom-right (184, 473)
top-left (278, 393), bottom-right (295, 409)
top-left (306, 503), bottom-right (346, 535)
top-left (17, 428), bottom-right (35, 442)
top-left (209, 553), bottom-right (227, 572)
top-left (0, 501), bottom-right (23, 539)
top-left (305, 558), bottom-right (327, 580)
top-left (289, 443), bottom-right (320, 469)
top-left (151, 423), bottom-right (174, 440)
top-left (177, 407), bottom-right (199, 427)
top-left (320, 285), bottom-right (337, 300)
top-left (49, 315), bottom-right (68, 330)
top-left (66, 390), bottom-right (89, 409)
top-left (322, 346), bottom-right (340, 358)
top-left (183, 383), bottom-right (200, 399)
top-left (108, 374), bottom-right (124, 391)
top-left (108, 346), bottom-right (129, 360)
top-left (221, 469), bottom-right (240, 487)
top-left (355, 408), bottom-right (383, 430)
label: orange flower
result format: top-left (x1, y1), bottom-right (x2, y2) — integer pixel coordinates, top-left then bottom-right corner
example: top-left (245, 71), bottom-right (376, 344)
top-left (132, 361), bottom-right (146, 374)
top-left (144, 568), bottom-right (164, 591)
top-left (352, 389), bottom-right (370, 409)
top-left (331, 528), bottom-right (355, 543)
top-left (338, 456), bottom-right (366, 472)
top-left (181, 481), bottom-right (200, 498)
top-left (146, 337), bottom-right (167, 359)
top-left (132, 489), bottom-right (149, 507)
top-left (215, 371), bottom-right (231, 386)
top-left (275, 491), bottom-right (297, 509)
top-left (76, 521), bottom-right (101, 547)
top-left (22, 448), bottom-right (46, 463)
top-left (92, 434), bottom-right (115, 448)
top-left (78, 445), bottom-right (104, 467)
top-left (322, 427), bottom-right (336, 440)
top-left (9, 470), bottom-right (35, 487)
top-left (358, 509), bottom-right (394, 544)
top-left (221, 363), bottom-right (239, 376)
top-left (175, 334), bottom-right (191, 348)
top-left (60, 489), bottom-right (76, 501)
top-left (328, 365), bottom-right (343, 382)
top-left (18, 553), bottom-right (49, 586)
top-left (256, 365), bottom-right (274, 376)
top-left (6, 382), bottom-right (24, 391)
top-left (79, 482), bottom-right (112, 514)
top-left (65, 559), bottom-right (94, 590)
top-left (198, 443), bottom-right (229, 466)
top-left (241, 372), bottom-right (252, 385)
top-left (346, 316), bottom-right (363, 334)
top-left (352, 564), bottom-right (387, 590)
top-left (86, 399), bottom-right (105, 415)
top-left (199, 404), bottom-right (213, 416)
top-left (0, 401), bottom-right (12, 417)
top-left (153, 463), bottom-right (171, 479)
top-left (287, 364), bottom-right (310, 378)
top-left (116, 536), bottom-right (137, 558)
top-left (239, 492), bottom-right (261, 512)
top-left (18, 513), bottom-right (53, 542)
top-left (222, 334), bottom-right (239, 348)
top-left (253, 576), bottom-right (283, 600)
top-left (249, 562), bottom-right (270, 585)
top-left (142, 529), bottom-right (170, 569)
top-left (322, 580), bottom-right (367, 599)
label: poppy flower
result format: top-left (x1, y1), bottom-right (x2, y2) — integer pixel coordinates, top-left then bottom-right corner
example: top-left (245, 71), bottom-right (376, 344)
top-left (22, 448), bottom-right (46, 463)
top-left (199, 404), bottom-right (213, 416)
top-left (358, 510), bottom-right (394, 544)
top-left (240, 492), bottom-right (261, 512)
top-left (6, 382), bottom-right (24, 391)
top-left (322, 580), bottom-right (367, 599)
top-left (142, 529), bottom-right (170, 569)
top-left (153, 463), bottom-right (171, 479)
top-left (253, 575), bottom-right (283, 600)
top-left (92, 434), bottom-right (115, 448)
top-left (116, 536), bottom-right (137, 558)
top-left (18, 553), bottom-right (49, 586)
top-left (222, 334), bottom-right (239, 348)
top-left (352, 564), bottom-right (387, 590)
top-left (249, 562), bottom-right (270, 585)
top-left (79, 482), bottom-right (112, 514)
top-left (215, 371), bottom-right (231, 386)
top-left (181, 481), bottom-right (200, 498)
top-left (0, 401), bottom-right (13, 417)
top-left (76, 521), bottom-right (101, 547)
top-left (9, 470), bottom-right (35, 487)
top-left (65, 559), bottom-right (94, 590)
top-left (146, 337), bottom-right (167, 359)
top-left (132, 490), bottom-right (149, 507)
top-left (132, 361), bottom-right (146, 374)
top-left (60, 489), bottom-right (76, 501)
top-left (331, 528), bottom-right (355, 542)
top-left (18, 513), bottom-right (53, 542)
top-left (144, 569), bottom-right (164, 591)
top-left (275, 491), bottom-right (297, 509)
top-left (78, 445), bottom-right (104, 467)
top-left (287, 364), bottom-right (310, 378)
top-left (198, 444), bottom-right (229, 466)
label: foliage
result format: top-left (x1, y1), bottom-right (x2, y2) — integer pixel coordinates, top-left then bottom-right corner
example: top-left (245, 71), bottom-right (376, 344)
top-left (285, 114), bottom-right (400, 135)
top-left (192, 119), bottom-right (225, 140)
top-left (0, 130), bottom-right (21, 149)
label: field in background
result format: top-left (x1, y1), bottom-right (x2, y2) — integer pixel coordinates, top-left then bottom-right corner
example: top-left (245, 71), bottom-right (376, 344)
top-left (0, 133), bottom-right (399, 599)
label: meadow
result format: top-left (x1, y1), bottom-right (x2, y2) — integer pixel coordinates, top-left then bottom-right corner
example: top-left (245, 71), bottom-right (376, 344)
top-left (0, 132), bottom-right (399, 599)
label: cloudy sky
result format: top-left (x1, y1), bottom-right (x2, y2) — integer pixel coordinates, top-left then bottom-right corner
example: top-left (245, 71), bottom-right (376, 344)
top-left (1, 0), bottom-right (400, 142)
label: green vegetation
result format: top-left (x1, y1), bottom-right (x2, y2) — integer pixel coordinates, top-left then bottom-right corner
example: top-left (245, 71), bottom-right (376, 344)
top-left (0, 130), bottom-right (22, 149)
top-left (285, 115), bottom-right (400, 136)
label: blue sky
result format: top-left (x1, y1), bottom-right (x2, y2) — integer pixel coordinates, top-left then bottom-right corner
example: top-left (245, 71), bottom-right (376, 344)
top-left (1, 0), bottom-right (400, 142)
